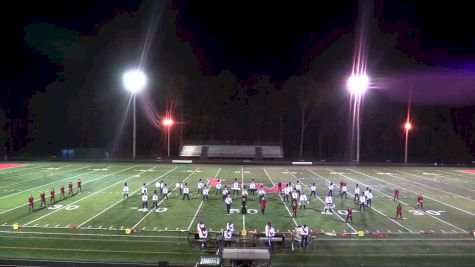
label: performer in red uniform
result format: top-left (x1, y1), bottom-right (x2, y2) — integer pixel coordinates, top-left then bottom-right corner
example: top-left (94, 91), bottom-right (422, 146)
top-left (77, 179), bottom-right (82, 192)
top-left (68, 182), bottom-right (73, 195)
top-left (277, 182), bottom-right (282, 193)
top-left (291, 199), bottom-right (298, 218)
top-left (50, 188), bottom-right (55, 203)
top-left (28, 195), bottom-right (34, 212)
top-left (260, 197), bottom-right (267, 215)
top-left (60, 185), bottom-right (65, 199)
top-left (417, 194), bottom-right (423, 209)
top-left (40, 192), bottom-right (46, 207)
top-left (394, 188), bottom-right (400, 201)
top-left (345, 207), bottom-right (353, 223)
top-left (396, 203), bottom-right (403, 220)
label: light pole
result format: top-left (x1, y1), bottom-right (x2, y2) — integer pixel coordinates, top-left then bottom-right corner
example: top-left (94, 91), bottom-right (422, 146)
top-left (404, 121), bottom-right (412, 164)
top-left (347, 74), bottom-right (369, 163)
top-left (163, 118), bottom-right (174, 158)
top-left (122, 69), bottom-right (147, 160)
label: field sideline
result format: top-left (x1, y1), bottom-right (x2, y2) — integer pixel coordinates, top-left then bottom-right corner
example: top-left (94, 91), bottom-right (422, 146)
top-left (0, 162), bottom-right (474, 266)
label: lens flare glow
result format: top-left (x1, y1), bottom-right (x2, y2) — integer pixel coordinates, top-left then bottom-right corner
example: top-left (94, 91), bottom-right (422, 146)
top-left (122, 70), bottom-right (147, 94)
top-left (404, 122), bottom-right (412, 130)
top-left (347, 75), bottom-right (369, 96)
top-left (163, 118), bottom-right (174, 126)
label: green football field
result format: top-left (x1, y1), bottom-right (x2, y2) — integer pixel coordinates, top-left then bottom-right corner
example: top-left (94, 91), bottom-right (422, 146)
top-left (0, 162), bottom-right (474, 266)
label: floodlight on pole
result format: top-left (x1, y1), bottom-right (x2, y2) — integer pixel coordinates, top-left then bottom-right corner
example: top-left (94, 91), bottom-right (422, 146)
top-left (162, 118), bottom-right (174, 158)
top-left (404, 121), bottom-right (412, 164)
top-left (347, 74), bottom-right (370, 164)
top-left (347, 74), bottom-right (369, 96)
top-left (122, 69), bottom-right (147, 160)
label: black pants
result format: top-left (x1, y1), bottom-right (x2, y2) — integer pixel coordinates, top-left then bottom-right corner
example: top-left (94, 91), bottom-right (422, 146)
top-left (367, 199), bottom-right (372, 206)
top-left (250, 189), bottom-right (255, 195)
top-left (142, 201), bottom-right (148, 209)
top-left (183, 193), bottom-right (190, 200)
top-left (346, 214), bottom-right (353, 222)
top-left (354, 193), bottom-right (359, 202)
top-left (328, 190), bottom-right (332, 196)
top-left (310, 191), bottom-right (316, 198)
top-left (203, 195), bottom-right (208, 201)
top-left (341, 191), bottom-right (347, 199)
top-left (301, 235), bottom-right (308, 248)
top-left (359, 203), bottom-right (365, 211)
top-left (226, 204), bottom-right (231, 214)
top-left (153, 201), bottom-right (158, 208)
top-left (216, 189), bottom-right (221, 195)
top-left (283, 195), bottom-right (289, 202)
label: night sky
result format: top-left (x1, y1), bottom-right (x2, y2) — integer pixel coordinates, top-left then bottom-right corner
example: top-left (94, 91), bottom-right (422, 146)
top-left (1, 0), bottom-right (475, 162)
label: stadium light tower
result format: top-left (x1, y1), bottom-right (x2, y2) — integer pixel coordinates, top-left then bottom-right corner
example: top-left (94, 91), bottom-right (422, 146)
top-left (163, 118), bottom-right (174, 158)
top-left (404, 121), bottom-right (412, 164)
top-left (122, 69), bottom-right (147, 160)
top-left (347, 74), bottom-right (369, 163)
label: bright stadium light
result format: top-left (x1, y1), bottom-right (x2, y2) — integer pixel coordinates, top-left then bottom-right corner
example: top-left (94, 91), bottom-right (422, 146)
top-left (162, 118), bottom-right (174, 157)
top-left (163, 118), bottom-right (174, 126)
top-left (404, 121), bottom-right (412, 164)
top-left (122, 69), bottom-right (147, 94)
top-left (347, 74), bottom-right (369, 96)
top-left (347, 74), bottom-right (370, 163)
top-left (122, 69), bottom-right (147, 160)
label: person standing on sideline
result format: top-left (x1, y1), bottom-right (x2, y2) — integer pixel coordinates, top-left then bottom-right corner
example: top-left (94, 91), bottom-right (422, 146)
top-left (394, 188), bottom-right (400, 201)
top-left (300, 224), bottom-right (309, 248)
top-left (265, 222), bottom-right (275, 248)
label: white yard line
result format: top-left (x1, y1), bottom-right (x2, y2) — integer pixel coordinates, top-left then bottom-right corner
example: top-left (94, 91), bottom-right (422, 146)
top-left (308, 168), bottom-right (414, 233)
top-left (185, 168), bottom-right (220, 231)
top-left (0, 165), bottom-right (92, 200)
top-left (284, 168), bottom-right (358, 232)
top-left (391, 169), bottom-right (475, 199)
top-left (419, 169), bottom-right (475, 186)
top-left (133, 168), bottom-right (199, 230)
top-left (77, 167), bottom-right (177, 228)
top-left (349, 168), bottom-right (475, 217)
top-left (23, 166), bottom-right (139, 226)
top-left (262, 168), bottom-right (299, 228)
top-left (241, 167), bottom-right (246, 230)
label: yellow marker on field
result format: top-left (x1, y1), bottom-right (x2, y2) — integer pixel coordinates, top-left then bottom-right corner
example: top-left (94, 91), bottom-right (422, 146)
top-left (12, 224), bottom-right (19, 230)
top-left (125, 228), bottom-right (132, 235)
top-left (241, 229), bottom-right (247, 236)
top-left (358, 230), bottom-right (364, 237)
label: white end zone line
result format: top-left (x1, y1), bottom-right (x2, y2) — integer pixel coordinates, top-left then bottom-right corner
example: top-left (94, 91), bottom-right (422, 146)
top-left (132, 168), bottom-right (199, 230)
top-left (77, 167), bottom-right (177, 228)
top-left (23, 166), bottom-right (140, 226)
top-left (308, 169), bottom-right (414, 233)
top-left (0, 165), bottom-right (93, 201)
top-left (186, 168), bottom-right (220, 231)
top-left (329, 168), bottom-right (467, 233)
top-left (284, 168), bottom-right (357, 233)
top-left (349, 168), bottom-right (475, 218)
top-left (262, 168), bottom-right (298, 227)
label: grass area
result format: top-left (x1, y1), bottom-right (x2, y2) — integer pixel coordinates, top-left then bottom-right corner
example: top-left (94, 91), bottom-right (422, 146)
top-left (0, 162), bottom-right (474, 266)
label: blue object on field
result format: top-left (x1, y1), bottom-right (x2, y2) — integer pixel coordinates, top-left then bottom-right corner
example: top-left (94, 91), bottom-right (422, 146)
top-left (62, 150), bottom-right (69, 159)
top-left (68, 150), bottom-right (75, 159)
